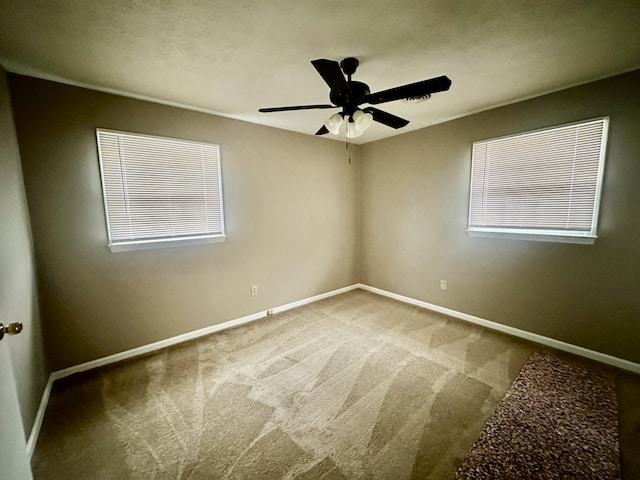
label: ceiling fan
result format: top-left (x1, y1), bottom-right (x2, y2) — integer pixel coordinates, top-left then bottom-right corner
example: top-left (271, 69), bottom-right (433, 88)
top-left (259, 57), bottom-right (451, 138)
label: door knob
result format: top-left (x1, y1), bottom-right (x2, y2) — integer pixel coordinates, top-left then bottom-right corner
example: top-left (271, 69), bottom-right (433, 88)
top-left (0, 322), bottom-right (23, 341)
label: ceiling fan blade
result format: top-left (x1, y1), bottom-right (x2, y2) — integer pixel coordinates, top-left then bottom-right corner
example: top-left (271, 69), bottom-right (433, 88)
top-left (311, 59), bottom-right (349, 92)
top-left (365, 75), bottom-right (452, 105)
top-left (364, 107), bottom-right (410, 129)
top-left (259, 104), bottom-right (336, 113)
top-left (315, 125), bottom-right (329, 135)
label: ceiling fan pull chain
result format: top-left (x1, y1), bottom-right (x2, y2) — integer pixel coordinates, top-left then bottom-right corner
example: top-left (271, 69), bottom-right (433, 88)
top-left (347, 136), bottom-right (351, 164)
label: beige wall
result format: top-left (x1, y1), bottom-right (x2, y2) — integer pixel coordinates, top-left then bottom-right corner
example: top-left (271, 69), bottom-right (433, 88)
top-left (7, 69), bottom-right (640, 374)
top-left (0, 67), bottom-right (48, 433)
top-left (360, 69), bottom-right (640, 363)
top-left (9, 75), bottom-right (359, 371)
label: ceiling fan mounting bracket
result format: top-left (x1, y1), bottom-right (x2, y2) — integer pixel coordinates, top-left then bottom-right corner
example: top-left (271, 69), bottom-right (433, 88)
top-left (340, 57), bottom-right (359, 76)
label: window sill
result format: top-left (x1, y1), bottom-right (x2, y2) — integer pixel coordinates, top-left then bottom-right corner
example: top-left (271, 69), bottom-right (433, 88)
top-left (467, 229), bottom-right (596, 245)
top-left (108, 234), bottom-right (227, 252)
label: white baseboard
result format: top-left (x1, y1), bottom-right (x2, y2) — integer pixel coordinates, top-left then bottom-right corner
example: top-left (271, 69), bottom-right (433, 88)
top-left (357, 283), bottom-right (640, 374)
top-left (28, 281), bottom-right (638, 459)
top-left (27, 283), bottom-right (358, 458)
top-left (26, 374), bottom-right (54, 459)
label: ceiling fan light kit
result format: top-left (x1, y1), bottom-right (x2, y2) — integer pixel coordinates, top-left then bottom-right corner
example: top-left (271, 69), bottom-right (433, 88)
top-left (259, 57), bottom-right (451, 139)
top-left (324, 109), bottom-right (374, 137)
top-left (324, 112), bottom-right (344, 135)
top-left (346, 122), bottom-right (363, 138)
top-left (352, 109), bottom-right (373, 131)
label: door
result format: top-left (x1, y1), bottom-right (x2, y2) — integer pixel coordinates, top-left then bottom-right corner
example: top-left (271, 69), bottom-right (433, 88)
top-left (0, 66), bottom-right (34, 479)
top-left (0, 333), bottom-right (32, 479)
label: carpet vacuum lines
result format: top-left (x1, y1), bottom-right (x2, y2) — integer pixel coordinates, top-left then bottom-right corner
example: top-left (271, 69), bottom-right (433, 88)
top-left (33, 291), bottom-right (638, 479)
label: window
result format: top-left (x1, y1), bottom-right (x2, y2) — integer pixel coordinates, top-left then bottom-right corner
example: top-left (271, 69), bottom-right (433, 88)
top-left (467, 117), bottom-right (608, 244)
top-left (96, 129), bottom-right (225, 252)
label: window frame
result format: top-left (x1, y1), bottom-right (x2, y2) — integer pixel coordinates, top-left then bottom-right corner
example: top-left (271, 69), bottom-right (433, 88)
top-left (96, 128), bottom-right (227, 253)
top-left (466, 117), bottom-right (609, 245)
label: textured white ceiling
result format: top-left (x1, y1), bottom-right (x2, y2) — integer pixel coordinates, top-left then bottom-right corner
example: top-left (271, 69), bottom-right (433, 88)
top-left (1, 0), bottom-right (639, 144)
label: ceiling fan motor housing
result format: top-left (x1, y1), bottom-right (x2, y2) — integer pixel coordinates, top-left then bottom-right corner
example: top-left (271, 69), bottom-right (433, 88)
top-left (330, 80), bottom-right (370, 115)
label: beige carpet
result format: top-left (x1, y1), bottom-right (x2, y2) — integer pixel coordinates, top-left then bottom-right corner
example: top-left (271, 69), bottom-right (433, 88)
top-left (33, 289), bottom-right (624, 479)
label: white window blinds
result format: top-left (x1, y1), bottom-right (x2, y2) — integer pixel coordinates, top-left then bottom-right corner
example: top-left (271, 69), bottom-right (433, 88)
top-left (468, 118), bottom-right (608, 242)
top-left (97, 129), bottom-right (225, 251)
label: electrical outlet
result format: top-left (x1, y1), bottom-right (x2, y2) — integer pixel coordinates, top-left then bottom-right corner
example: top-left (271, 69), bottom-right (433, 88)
top-left (440, 280), bottom-right (447, 291)
top-left (251, 285), bottom-right (258, 296)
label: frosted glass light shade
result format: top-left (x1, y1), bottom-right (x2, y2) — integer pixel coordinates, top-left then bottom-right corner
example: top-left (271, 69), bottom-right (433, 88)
top-left (324, 113), bottom-right (344, 135)
top-left (352, 110), bottom-right (373, 132)
top-left (346, 122), bottom-right (364, 138)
